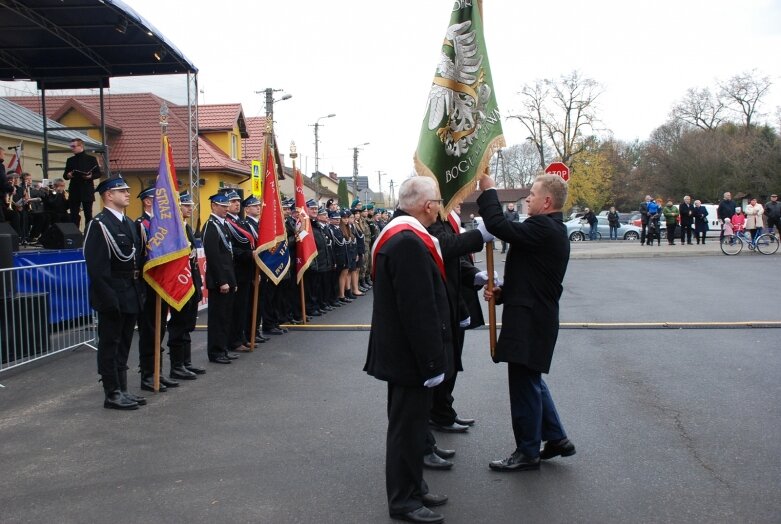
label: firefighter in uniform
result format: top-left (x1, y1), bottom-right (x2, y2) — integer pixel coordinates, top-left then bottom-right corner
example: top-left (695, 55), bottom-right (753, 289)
top-left (165, 192), bottom-right (205, 379)
top-left (83, 175), bottom-right (145, 409)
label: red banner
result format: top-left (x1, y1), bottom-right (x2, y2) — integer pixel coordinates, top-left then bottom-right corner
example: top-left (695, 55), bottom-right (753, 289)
top-left (294, 168), bottom-right (317, 282)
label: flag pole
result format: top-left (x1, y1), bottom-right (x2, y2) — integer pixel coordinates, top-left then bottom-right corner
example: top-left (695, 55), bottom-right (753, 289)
top-left (153, 295), bottom-right (161, 392)
top-left (485, 240), bottom-right (497, 358)
top-left (249, 266), bottom-right (260, 351)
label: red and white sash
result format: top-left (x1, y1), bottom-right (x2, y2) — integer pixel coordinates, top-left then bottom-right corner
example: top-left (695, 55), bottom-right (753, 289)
top-left (371, 216), bottom-right (445, 280)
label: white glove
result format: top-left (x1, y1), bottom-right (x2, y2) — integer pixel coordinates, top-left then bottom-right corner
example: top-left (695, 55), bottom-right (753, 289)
top-left (477, 220), bottom-right (495, 243)
top-left (423, 373), bottom-right (445, 388)
top-left (473, 270), bottom-right (499, 286)
top-left (459, 316), bottom-right (471, 328)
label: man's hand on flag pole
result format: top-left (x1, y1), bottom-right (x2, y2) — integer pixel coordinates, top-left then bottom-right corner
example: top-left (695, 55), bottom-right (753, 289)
top-left (479, 176), bottom-right (496, 190)
top-left (476, 220), bottom-right (495, 243)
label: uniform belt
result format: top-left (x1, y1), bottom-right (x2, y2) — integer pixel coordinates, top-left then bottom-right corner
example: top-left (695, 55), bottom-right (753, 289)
top-left (112, 270), bottom-right (141, 280)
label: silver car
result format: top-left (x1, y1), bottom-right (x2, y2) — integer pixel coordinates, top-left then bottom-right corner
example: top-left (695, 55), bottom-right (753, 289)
top-left (565, 216), bottom-right (641, 241)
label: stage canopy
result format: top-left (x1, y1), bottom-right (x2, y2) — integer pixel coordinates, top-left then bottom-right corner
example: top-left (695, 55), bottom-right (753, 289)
top-left (0, 0), bottom-right (197, 89)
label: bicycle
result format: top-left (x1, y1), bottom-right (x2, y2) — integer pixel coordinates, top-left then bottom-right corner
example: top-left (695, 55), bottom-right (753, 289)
top-left (720, 229), bottom-right (779, 255)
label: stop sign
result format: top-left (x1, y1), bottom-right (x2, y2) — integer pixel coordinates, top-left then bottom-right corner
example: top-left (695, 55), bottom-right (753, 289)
top-left (545, 162), bottom-right (570, 182)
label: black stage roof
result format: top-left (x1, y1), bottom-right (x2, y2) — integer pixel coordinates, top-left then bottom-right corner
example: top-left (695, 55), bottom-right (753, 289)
top-left (0, 0), bottom-right (197, 89)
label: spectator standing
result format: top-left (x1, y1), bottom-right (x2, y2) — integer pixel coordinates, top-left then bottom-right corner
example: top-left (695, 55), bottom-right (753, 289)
top-left (582, 208), bottom-right (598, 241)
top-left (693, 200), bottom-right (709, 244)
top-left (646, 199), bottom-right (661, 246)
top-left (717, 192), bottom-right (736, 240)
top-left (639, 195), bottom-right (652, 245)
top-left (606, 206), bottom-right (620, 240)
top-left (744, 198), bottom-right (764, 241)
top-left (764, 194), bottom-right (781, 237)
top-left (501, 202), bottom-right (519, 253)
top-left (678, 195), bottom-right (695, 245)
top-left (662, 200), bottom-right (679, 245)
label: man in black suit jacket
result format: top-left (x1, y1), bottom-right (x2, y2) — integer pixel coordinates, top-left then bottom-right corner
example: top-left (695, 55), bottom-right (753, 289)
top-left (63, 138), bottom-right (101, 228)
top-left (477, 174), bottom-right (576, 472)
top-left (202, 193), bottom-right (236, 364)
top-left (83, 175), bottom-right (145, 410)
top-left (364, 176), bottom-right (451, 524)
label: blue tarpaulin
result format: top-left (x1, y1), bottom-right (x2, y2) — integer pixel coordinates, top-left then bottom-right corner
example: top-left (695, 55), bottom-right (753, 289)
top-left (13, 249), bottom-right (90, 324)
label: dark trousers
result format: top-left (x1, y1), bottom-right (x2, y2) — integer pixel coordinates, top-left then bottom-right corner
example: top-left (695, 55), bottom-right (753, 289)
top-left (429, 328), bottom-right (465, 427)
top-left (680, 224), bottom-right (693, 244)
top-left (245, 277), bottom-right (263, 336)
top-left (386, 382), bottom-right (431, 515)
top-left (207, 287), bottom-right (235, 356)
top-left (316, 271), bottom-right (331, 308)
top-left (695, 229), bottom-right (707, 244)
top-left (507, 363), bottom-right (567, 458)
top-left (304, 271), bottom-right (318, 312)
top-left (97, 310), bottom-right (137, 389)
top-left (167, 290), bottom-right (199, 364)
top-left (640, 221), bottom-right (648, 244)
top-left (666, 224), bottom-right (677, 244)
top-left (69, 199), bottom-right (92, 228)
top-left (137, 286), bottom-right (169, 373)
top-left (230, 280), bottom-right (252, 347)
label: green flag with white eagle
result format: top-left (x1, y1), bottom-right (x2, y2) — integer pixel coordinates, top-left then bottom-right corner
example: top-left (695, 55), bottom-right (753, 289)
top-left (414, 0), bottom-right (505, 214)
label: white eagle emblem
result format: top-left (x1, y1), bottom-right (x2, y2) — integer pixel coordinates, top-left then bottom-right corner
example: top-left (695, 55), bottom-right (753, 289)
top-left (425, 20), bottom-right (492, 157)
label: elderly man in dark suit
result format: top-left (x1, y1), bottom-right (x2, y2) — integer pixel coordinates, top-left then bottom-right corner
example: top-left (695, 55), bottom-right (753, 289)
top-left (477, 173), bottom-right (576, 472)
top-left (364, 176), bottom-right (451, 524)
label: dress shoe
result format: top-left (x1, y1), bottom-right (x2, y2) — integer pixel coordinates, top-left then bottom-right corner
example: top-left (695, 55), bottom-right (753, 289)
top-left (359, 286), bottom-right (369, 293)
top-left (489, 449), bottom-right (540, 472)
top-left (184, 362), bottom-right (206, 375)
top-left (208, 355), bottom-right (231, 364)
top-left (104, 390), bottom-right (139, 410)
top-left (433, 446), bottom-right (455, 459)
top-left (540, 438), bottom-right (576, 460)
top-left (121, 391), bottom-right (146, 406)
top-left (140, 375), bottom-right (167, 392)
top-left (391, 506), bottom-right (444, 524)
top-left (159, 375), bottom-right (180, 388)
top-left (338, 297), bottom-right (352, 303)
top-left (309, 310), bottom-right (322, 317)
top-left (277, 325), bottom-right (289, 333)
top-left (224, 352), bottom-right (239, 360)
top-left (254, 335), bottom-right (268, 344)
top-left (322, 305), bottom-right (334, 312)
top-left (290, 318), bottom-right (303, 325)
top-left (430, 421), bottom-right (469, 433)
top-left (263, 327), bottom-right (285, 335)
top-left (330, 301), bottom-right (342, 307)
top-left (454, 416), bottom-right (475, 426)
top-left (170, 364), bottom-right (197, 380)
top-left (420, 493), bottom-right (448, 507)
top-left (423, 452), bottom-right (453, 470)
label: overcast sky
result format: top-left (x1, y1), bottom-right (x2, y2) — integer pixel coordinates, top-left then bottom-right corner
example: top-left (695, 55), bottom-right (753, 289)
top-left (5, 0), bottom-right (780, 196)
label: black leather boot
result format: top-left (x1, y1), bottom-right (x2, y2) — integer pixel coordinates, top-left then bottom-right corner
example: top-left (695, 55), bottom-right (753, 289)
top-left (118, 370), bottom-right (146, 405)
top-left (170, 363), bottom-right (197, 380)
top-left (103, 379), bottom-right (138, 410)
top-left (183, 342), bottom-right (206, 374)
top-left (140, 372), bottom-right (168, 392)
top-left (159, 353), bottom-right (180, 388)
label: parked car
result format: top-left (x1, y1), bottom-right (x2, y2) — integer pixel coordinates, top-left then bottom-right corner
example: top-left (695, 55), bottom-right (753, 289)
top-left (565, 216), bottom-right (641, 241)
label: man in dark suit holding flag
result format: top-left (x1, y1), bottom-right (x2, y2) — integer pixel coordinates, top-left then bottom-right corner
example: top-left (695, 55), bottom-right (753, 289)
top-left (364, 176), bottom-right (451, 524)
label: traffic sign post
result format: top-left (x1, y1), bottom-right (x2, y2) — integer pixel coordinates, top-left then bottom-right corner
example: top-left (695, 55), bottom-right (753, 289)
top-left (545, 162), bottom-right (570, 182)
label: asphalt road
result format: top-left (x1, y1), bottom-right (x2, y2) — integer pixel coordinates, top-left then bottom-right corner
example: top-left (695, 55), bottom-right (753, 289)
top-left (0, 252), bottom-right (779, 523)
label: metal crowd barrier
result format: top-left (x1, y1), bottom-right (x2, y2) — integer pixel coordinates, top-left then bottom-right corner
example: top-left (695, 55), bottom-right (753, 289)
top-left (0, 260), bottom-right (96, 374)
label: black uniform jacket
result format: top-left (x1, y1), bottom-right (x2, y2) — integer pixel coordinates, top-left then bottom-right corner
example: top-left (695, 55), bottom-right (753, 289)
top-left (185, 223), bottom-right (203, 301)
top-left (312, 219), bottom-right (333, 272)
top-left (426, 217), bottom-right (483, 370)
top-left (63, 151), bottom-right (101, 202)
top-left (226, 214), bottom-right (256, 283)
top-left (83, 209), bottom-right (144, 314)
top-left (477, 190), bottom-right (569, 373)
top-left (364, 212), bottom-right (453, 386)
top-left (202, 215), bottom-right (236, 289)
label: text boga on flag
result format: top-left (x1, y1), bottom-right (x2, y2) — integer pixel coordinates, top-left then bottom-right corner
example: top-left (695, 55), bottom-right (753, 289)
top-left (254, 140), bottom-right (290, 285)
top-left (413, 0), bottom-right (505, 214)
top-left (142, 136), bottom-right (194, 311)
top-left (294, 168), bottom-right (317, 283)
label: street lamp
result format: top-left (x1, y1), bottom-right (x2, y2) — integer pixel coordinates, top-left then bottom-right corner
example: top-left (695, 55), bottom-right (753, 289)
top-left (254, 88), bottom-right (292, 122)
top-left (351, 142), bottom-right (370, 200)
top-left (311, 113), bottom-right (335, 179)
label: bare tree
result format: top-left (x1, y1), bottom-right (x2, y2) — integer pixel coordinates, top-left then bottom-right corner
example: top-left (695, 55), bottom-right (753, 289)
top-left (503, 143), bottom-right (540, 188)
top-left (671, 87), bottom-right (725, 130)
top-left (509, 80), bottom-right (548, 168)
top-left (719, 70), bottom-right (772, 130)
top-left (542, 71), bottom-right (602, 165)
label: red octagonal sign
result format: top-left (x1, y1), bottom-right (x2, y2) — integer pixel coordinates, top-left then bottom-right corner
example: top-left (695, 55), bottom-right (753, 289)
top-left (544, 162), bottom-right (570, 181)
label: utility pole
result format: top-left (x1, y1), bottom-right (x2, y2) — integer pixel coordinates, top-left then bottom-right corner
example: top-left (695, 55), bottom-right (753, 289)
top-left (351, 142), bottom-right (369, 201)
top-left (377, 170), bottom-right (385, 199)
top-left (388, 180), bottom-right (396, 209)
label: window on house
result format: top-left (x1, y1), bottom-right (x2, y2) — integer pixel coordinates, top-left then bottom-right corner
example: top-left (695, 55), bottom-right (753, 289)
top-left (231, 134), bottom-right (238, 160)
